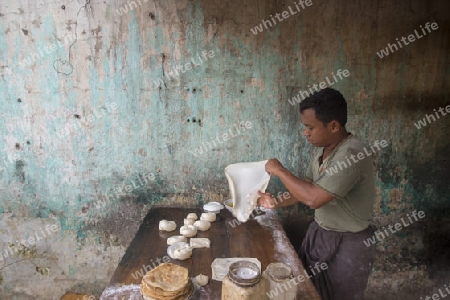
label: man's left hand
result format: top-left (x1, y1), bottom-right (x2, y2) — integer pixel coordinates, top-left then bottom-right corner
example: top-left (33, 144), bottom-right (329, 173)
top-left (265, 158), bottom-right (285, 177)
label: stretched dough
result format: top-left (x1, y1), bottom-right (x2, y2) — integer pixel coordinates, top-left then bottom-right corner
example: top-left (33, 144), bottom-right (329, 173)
top-left (167, 235), bottom-right (187, 245)
top-left (193, 220), bottom-right (211, 231)
top-left (200, 212), bottom-right (216, 222)
top-left (180, 225), bottom-right (197, 237)
top-left (195, 274), bottom-right (209, 286)
top-left (225, 160), bottom-right (270, 222)
top-left (184, 218), bottom-right (195, 225)
top-left (190, 238), bottom-right (211, 249)
top-left (186, 213), bottom-right (198, 220)
top-left (159, 220), bottom-right (177, 232)
top-left (167, 242), bottom-right (192, 260)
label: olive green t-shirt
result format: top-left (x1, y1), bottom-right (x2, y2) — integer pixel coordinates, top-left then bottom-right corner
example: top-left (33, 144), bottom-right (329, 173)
top-left (305, 134), bottom-right (375, 232)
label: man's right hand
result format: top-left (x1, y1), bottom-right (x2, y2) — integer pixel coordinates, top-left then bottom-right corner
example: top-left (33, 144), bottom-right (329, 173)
top-left (257, 191), bottom-right (276, 209)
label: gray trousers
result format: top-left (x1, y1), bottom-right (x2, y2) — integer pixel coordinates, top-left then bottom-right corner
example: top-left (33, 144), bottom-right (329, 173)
top-left (300, 221), bottom-right (376, 300)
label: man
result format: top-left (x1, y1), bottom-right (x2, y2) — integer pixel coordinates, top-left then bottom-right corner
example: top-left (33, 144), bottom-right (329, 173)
top-left (258, 88), bottom-right (376, 300)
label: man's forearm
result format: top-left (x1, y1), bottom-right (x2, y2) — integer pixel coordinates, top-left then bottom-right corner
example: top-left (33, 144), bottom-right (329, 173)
top-left (276, 168), bottom-right (316, 207)
top-left (272, 192), bottom-right (299, 208)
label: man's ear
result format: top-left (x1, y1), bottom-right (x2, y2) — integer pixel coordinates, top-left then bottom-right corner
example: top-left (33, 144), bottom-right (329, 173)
top-left (328, 120), bottom-right (341, 133)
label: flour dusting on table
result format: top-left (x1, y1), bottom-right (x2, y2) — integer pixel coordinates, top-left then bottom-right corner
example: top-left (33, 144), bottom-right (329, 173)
top-left (255, 208), bottom-right (301, 275)
top-left (100, 282), bottom-right (200, 300)
top-left (99, 284), bottom-right (142, 300)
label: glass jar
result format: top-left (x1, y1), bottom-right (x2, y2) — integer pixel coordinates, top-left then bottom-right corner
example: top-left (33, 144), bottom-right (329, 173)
top-left (263, 262), bottom-right (297, 300)
top-left (221, 261), bottom-right (266, 299)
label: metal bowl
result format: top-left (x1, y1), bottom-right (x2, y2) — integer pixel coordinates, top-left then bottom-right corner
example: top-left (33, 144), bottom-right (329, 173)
top-left (228, 261), bottom-right (261, 287)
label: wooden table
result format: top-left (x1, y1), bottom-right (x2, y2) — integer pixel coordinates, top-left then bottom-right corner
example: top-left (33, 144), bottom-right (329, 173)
top-left (101, 207), bottom-right (320, 300)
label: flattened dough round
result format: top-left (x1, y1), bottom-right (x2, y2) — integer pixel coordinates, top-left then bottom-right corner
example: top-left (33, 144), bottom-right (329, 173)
top-left (167, 242), bottom-right (192, 260)
top-left (180, 225), bottom-right (197, 237)
top-left (167, 235), bottom-right (187, 245)
top-left (187, 213), bottom-right (198, 220)
top-left (142, 262), bottom-right (188, 291)
top-left (195, 274), bottom-right (209, 286)
top-left (159, 220), bottom-right (177, 232)
top-left (193, 220), bottom-right (211, 231)
top-left (184, 218), bottom-right (195, 225)
top-left (200, 212), bottom-right (216, 222)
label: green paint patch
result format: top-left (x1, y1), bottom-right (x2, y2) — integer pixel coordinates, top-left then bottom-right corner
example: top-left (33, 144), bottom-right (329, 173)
top-left (68, 265), bottom-right (76, 277)
top-left (76, 222), bottom-right (89, 245)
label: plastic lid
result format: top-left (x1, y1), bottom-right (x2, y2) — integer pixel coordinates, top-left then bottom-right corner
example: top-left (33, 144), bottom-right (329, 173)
top-left (203, 201), bottom-right (224, 212)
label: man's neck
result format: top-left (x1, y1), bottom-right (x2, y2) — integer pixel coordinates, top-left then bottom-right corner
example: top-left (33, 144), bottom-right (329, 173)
top-left (323, 130), bottom-right (350, 158)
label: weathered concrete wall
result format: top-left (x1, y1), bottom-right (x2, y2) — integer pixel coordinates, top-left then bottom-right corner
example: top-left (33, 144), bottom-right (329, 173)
top-left (0, 0), bottom-right (449, 298)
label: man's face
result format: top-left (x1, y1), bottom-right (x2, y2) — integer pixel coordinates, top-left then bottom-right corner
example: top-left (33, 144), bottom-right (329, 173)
top-left (300, 109), bottom-right (334, 147)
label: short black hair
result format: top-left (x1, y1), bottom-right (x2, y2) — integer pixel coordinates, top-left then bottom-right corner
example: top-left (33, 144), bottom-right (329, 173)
top-left (299, 88), bottom-right (347, 127)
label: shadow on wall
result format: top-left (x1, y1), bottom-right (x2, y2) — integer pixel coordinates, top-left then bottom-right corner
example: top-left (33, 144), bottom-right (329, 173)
top-left (420, 207), bottom-right (450, 278)
top-left (408, 142), bottom-right (450, 201)
top-left (373, 92), bottom-right (450, 113)
top-left (281, 214), bottom-right (314, 255)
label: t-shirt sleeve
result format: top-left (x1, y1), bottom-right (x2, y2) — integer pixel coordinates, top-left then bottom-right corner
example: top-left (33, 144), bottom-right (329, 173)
top-left (315, 151), bottom-right (360, 198)
top-left (304, 150), bottom-right (315, 181)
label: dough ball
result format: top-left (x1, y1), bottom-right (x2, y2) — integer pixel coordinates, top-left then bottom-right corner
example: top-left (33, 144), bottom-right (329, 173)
top-left (180, 225), bottom-right (197, 238)
top-left (184, 218), bottom-right (195, 225)
top-left (200, 212), bottom-right (216, 222)
top-left (167, 235), bottom-right (187, 245)
top-left (195, 274), bottom-right (209, 286)
top-left (190, 238), bottom-right (211, 249)
top-left (187, 213), bottom-right (198, 220)
top-left (159, 220), bottom-right (177, 232)
top-left (167, 242), bottom-right (192, 260)
top-left (193, 220), bottom-right (211, 231)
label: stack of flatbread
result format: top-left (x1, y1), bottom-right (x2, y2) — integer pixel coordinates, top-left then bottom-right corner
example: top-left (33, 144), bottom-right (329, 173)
top-left (140, 263), bottom-right (193, 300)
